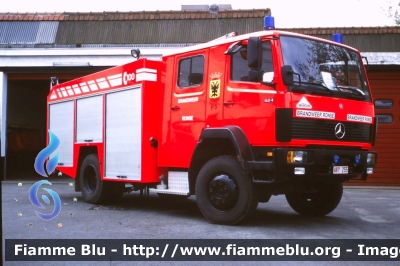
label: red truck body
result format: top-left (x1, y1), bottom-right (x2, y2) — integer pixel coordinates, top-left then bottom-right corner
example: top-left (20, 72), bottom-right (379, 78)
top-left (47, 28), bottom-right (377, 224)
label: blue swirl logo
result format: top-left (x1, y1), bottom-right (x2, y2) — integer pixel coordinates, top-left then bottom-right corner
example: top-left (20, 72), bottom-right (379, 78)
top-left (31, 130), bottom-right (62, 220)
top-left (29, 180), bottom-right (61, 221)
top-left (34, 130), bottom-right (60, 177)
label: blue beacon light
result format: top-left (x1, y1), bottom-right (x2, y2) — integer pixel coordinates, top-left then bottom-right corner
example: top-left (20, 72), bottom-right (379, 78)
top-left (264, 16), bottom-right (275, 30)
top-left (332, 33), bottom-right (343, 43)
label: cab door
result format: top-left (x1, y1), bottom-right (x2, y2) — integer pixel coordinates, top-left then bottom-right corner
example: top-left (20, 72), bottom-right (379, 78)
top-left (223, 39), bottom-right (278, 145)
top-left (169, 50), bottom-right (208, 167)
top-left (205, 44), bottom-right (227, 126)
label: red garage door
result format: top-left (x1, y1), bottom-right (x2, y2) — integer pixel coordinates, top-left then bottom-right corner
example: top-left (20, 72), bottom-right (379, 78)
top-left (351, 68), bottom-right (400, 186)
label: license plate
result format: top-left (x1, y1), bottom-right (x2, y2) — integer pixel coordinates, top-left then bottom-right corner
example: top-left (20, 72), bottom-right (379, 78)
top-left (333, 166), bottom-right (348, 174)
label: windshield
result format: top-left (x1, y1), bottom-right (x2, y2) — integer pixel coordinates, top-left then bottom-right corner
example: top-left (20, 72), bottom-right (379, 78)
top-left (280, 35), bottom-right (371, 102)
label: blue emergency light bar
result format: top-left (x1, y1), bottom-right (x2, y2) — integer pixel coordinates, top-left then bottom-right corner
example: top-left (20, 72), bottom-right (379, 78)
top-left (264, 16), bottom-right (275, 30)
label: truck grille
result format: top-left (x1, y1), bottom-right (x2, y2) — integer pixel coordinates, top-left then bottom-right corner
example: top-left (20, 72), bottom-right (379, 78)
top-left (292, 118), bottom-right (372, 143)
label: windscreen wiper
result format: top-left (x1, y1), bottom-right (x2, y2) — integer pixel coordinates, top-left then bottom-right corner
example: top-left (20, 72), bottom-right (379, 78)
top-left (337, 85), bottom-right (365, 99)
top-left (306, 82), bottom-right (334, 95)
top-left (291, 82), bottom-right (333, 96)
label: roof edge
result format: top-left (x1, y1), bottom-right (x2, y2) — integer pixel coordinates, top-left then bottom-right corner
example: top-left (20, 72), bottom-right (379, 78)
top-left (0, 9), bottom-right (269, 21)
top-left (280, 27), bottom-right (400, 34)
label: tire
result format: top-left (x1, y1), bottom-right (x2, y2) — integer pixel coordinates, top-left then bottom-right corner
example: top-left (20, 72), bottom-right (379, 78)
top-left (195, 155), bottom-right (258, 225)
top-left (79, 154), bottom-right (123, 204)
top-left (285, 183), bottom-right (343, 216)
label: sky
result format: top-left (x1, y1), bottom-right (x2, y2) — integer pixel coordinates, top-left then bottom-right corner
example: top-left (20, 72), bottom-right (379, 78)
top-left (0, 0), bottom-right (398, 28)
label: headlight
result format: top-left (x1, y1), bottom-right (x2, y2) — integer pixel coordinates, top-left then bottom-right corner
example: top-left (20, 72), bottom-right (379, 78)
top-left (287, 151), bottom-right (308, 164)
top-left (367, 153), bottom-right (376, 164)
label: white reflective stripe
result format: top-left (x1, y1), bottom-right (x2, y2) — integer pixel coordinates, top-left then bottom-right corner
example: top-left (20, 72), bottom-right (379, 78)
top-left (107, 74), bottom-right (123, 87)
top-left (96, 78), bottom-right (110, 89)
top-left (136, 68), bottom-right (157, 82)
top-left (227, 86), bottom-right (277, 94)
top-left (108, 73), bottom-right (123, 79)
top-left (80, 82), bottom-right (90, 93)
top-left (136, 68), bottom-right (157, 74)
top-left (174, 90), bottom-right (204, 98)
top-left (72, 85), bottom-right (82, 94)
top-left (66, 86), bottom-right (74, 96)
top-left (60, 88), bottom-right (68, 97)
top-left (136, 72), bottom-right (157, 81)
top-left (88, 80), bottom-right (98, 91)
top-left (50, 91), bottom-right (57, 99)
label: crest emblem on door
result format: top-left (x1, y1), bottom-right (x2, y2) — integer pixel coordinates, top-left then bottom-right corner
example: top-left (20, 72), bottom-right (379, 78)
top-left (209, 79), bottom-right (220, 99)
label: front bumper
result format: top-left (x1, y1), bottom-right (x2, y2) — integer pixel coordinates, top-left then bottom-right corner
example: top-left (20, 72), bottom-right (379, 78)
top-left (248, 147), bottom-right (377, 183)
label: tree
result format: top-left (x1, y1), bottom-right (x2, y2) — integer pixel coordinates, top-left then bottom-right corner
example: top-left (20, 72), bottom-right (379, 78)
top-left (384, 1), bottom-right (400, 25)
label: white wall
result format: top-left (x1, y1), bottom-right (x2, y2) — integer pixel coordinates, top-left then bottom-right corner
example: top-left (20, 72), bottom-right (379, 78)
top-left (0, 47), bottom-right (174, 67)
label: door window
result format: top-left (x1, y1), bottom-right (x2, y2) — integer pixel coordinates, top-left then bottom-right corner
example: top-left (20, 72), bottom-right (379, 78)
top-left (178, 55), bottom-right (205, 88)
top-left (231, 42), bottom-right (274, 82)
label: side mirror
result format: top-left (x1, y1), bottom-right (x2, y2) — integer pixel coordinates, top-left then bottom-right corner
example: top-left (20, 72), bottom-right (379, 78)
top-left (247, 37), bottom-right (262, 69)
top-left (247, 37), bottom-right (262, 81)
top-left (281, 65), bottom-right (294, 86)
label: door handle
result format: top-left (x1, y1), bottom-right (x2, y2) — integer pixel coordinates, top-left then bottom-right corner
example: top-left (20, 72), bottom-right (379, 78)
top-left (223, 101), bottom-right (234, 106)
top-left (171, 106), bottom-right (180, 111)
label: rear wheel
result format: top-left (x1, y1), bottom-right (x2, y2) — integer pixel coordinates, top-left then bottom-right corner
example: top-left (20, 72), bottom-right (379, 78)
top-left (195, 155), bottom-right (258, 225)
top-left (79, 154), bottom-right (124, 204)
top-left (285, 183), bottom-right (343, 216)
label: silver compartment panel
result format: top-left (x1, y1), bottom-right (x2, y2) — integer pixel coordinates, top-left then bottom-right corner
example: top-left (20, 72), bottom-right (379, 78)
top-left (76, 95), bottom-right (102, 143)
top-left (105, 87), bottom-right (141, 180)
top-left (49, 101), bottom-right (74, 166)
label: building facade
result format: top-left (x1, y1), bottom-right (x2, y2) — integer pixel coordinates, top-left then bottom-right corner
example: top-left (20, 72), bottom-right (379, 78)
top-left (0, 10), bottom-right (399, 185)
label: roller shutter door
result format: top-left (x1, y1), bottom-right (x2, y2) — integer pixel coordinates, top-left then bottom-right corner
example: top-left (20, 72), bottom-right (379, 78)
top-left (353, 69), bottom-right (400, 186)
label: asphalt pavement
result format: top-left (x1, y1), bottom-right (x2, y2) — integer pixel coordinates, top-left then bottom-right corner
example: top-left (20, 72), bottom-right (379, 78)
top-left (2, 178), bottom-right (399, 266)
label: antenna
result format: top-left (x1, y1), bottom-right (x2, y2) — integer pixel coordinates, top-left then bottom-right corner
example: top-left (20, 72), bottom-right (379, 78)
top-left (208, 4), bottom-right (221, 37)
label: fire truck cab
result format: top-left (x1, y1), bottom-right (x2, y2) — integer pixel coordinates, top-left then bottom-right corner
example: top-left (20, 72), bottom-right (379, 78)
top-left (47, 18), bottom-right (377, 224)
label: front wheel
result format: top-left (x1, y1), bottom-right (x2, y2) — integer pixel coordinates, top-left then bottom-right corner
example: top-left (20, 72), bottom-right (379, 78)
top-left (195, 156), bottom-right (258, 225)
top-left (285, 183), bottom-right (343, 216)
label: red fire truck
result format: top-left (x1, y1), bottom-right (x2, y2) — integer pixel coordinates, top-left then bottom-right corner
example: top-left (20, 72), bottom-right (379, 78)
top-left (47, 17), bottom-right (377, 224)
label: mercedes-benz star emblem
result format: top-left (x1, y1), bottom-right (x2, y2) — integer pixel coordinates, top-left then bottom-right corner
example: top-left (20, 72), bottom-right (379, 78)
top-left (335, 123), bottom-right (345, 139)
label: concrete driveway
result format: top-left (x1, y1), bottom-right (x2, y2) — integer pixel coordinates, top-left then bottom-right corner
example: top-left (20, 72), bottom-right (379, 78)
top-left (2, 179), bottom-right (399, 265)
